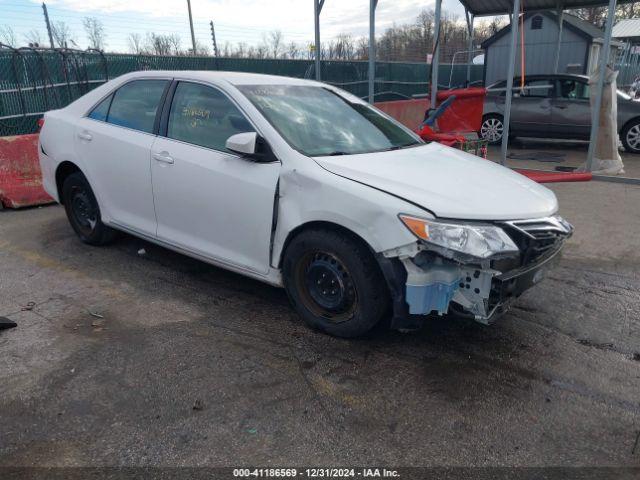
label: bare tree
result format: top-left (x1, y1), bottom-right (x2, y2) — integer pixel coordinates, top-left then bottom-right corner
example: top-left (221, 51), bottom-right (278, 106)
top-left (267, 30), bottom-right (283, 58)
top-left (194, 40), bottom-right (210, 56)
top-left (51, 21), bottom-right (74, 48)
top-left (83, 17), bottom-right (106, 50)
top-left (24, 30), bottom-right (44, 47)
top-left (0, 25), bottom-right (17, 47)
top-left (127, 33), bottom-right (143, 54)
top-left (167, 34), bottom-right (182, 55)
top-left (286, 41), bottom-right (300, 59)
top-left (145, 33), bottom-right (172, 55)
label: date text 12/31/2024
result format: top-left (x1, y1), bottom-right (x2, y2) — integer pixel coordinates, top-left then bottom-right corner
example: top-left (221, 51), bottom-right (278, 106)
top-left (233, 468), bottom-right (400, 478)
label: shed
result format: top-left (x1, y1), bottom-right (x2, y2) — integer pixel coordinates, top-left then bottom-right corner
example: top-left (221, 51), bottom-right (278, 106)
top-left (481, 11), bottom-right (621, 85)
top-left (613, 18), bottom-right (640, 42)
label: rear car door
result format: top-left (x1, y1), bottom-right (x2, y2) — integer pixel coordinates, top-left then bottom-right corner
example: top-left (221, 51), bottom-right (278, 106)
top-left (150, 81), bottom-right (281, 275)
top-left (551, 78), bottom-right (591, 139)
top-left (510, 78), bottom-right (554, 136)
top-left (75, 78), bottom-right (169, 236)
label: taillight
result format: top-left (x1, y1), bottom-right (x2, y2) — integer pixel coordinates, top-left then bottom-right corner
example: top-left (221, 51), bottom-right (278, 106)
top-left (37, 117), bottom-right (45, 131)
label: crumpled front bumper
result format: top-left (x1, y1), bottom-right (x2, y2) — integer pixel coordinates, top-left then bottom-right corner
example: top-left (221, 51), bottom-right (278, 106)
top-left (377, 217), bottom-right (572, 330)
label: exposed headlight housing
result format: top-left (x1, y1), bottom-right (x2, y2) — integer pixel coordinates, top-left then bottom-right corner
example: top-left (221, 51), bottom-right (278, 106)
top-left (399, 215), bottom-right (519, 260)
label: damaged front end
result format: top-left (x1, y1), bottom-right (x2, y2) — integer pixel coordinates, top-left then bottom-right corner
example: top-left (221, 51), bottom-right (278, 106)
top-left (378, 215), bottom-right (573, 330)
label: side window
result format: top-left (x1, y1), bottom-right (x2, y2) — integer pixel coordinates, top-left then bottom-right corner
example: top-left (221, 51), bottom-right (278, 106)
top-left (518, 79), bottom-right (554, 98)
top-left (558, 80), bottom-right (589, 100)
top-left (167, 82), bottom-right (254, 152)
top-left (88, 94), bottom-right (112, 121)
top-left (107, 80), bottom-right (168, 133)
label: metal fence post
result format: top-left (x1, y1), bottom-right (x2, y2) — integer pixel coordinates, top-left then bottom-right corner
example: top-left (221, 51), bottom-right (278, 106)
top-left (554, 4), bottom-right (564, 74)
top-left (430, 0), bottom-right (442, 108)
top-left (500, 0), bottom-right (522, 165)
top-left (465, 9), bottom-right (475, 87)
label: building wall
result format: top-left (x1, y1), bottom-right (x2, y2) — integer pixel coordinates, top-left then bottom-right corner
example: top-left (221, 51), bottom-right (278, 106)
top-left (485, 14), bottom-right (588, 85)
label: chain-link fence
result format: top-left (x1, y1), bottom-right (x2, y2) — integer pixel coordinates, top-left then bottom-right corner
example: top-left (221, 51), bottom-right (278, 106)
top-left (0, 47), bottom-right (484, 136)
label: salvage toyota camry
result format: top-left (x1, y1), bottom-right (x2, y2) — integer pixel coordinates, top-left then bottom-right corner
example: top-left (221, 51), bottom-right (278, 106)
top-left (39, 71), bottom-right (573, 337)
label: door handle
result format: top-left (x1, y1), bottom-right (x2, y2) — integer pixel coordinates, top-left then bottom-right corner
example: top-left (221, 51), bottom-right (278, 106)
top-left (554, 105), bottom-right (568, 109)
top-left (77, 132), bottom-right (92, 141)
top-left (153, 152), bottom-right (174, 164)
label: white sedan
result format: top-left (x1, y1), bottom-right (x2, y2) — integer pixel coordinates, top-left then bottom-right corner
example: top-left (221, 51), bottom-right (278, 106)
top-left (39, 71), bottom-right (572, 337)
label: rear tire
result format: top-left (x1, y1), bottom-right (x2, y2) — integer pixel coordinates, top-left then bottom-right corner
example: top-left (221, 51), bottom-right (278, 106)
top-left (621, 119), bottom-right (640, 153)
top-left (282, 228), bottom-right (390, 338)
top-left (480, 114), bottom-right (505, 145)
top-left (62, 172), bottom-right (117, 246)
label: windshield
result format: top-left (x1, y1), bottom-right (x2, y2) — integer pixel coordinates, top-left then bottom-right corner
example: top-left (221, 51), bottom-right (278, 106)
top-left (238, 85), bottom-right (422, 156)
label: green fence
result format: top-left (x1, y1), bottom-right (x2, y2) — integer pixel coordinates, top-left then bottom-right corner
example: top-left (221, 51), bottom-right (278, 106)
top-left (0, 49), bottom-right (484, 136)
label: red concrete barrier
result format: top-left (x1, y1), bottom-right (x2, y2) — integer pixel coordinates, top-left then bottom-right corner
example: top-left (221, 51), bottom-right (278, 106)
top-left (0, 134), bottom-right (53, 209)
top-left (514, 169), bottom-right (592, 183)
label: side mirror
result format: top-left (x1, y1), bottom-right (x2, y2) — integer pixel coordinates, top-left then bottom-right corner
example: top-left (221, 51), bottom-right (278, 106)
top-left (225, 132), bottom-right (277, 163)
top-left (226, 132), bottom-right (257, 156)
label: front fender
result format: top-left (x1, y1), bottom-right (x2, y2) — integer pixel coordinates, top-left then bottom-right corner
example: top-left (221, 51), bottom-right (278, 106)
top-left (271, 165), bottom-right (428, 267)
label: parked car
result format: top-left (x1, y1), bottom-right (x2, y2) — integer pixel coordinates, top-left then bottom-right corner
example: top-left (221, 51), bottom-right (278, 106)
top-left (481, 73), bottom-right (640, 153)
top-left (39, 71), bottom-right (572, 337)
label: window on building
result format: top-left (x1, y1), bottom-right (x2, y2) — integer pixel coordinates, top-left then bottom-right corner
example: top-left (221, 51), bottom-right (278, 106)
top-left (531, 15), bottom-right (543, 30)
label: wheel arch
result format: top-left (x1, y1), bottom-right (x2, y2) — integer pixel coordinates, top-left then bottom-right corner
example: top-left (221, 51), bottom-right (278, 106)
top-left (277, 220), bottom-right (377, 269)
top-left (619, 115), bottom-right (640, 135)
top-left (55, 161), bottom-right (84, 205)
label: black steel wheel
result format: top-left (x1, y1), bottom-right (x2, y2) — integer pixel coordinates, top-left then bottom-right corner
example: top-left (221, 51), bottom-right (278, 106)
top-left (282, 228), bottom-right (390, 337)
top-left (295, 250), bottom-right (358, 323)
top-left (62, 172), bottom-right (117, 245)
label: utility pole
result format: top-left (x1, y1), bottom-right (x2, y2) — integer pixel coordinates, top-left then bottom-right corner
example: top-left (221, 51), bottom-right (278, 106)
top-left (368, 0), bottom-right (378, 104)
top-left (314, 0), bottom-right (325, 81)
top-left (186, 0), bottom-right (197, 55)
top-left (209, 21), bottom-right (219, 57)
top-left (42, 2), bottom-right (55, 49)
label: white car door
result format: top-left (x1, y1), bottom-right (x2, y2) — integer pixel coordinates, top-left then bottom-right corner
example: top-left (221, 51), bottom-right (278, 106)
top-left (150, 81), bottom-right (280, 275)
top-left (75, 79), bottom-right (169, 236)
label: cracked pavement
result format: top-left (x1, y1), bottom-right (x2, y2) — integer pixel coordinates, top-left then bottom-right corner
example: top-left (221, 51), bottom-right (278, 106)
top-left (0, 181), bottom-right (639, 467)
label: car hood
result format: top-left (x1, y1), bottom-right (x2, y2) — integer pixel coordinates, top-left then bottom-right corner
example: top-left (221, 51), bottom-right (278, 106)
top-left (313, 143), bottom-right (558, 220)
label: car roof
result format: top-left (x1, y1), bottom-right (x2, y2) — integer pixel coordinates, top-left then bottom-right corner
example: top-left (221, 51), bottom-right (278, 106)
top-left (115, 70), bottom-right (319, 86)
top-left (488, 74), bottom-right (589, 88)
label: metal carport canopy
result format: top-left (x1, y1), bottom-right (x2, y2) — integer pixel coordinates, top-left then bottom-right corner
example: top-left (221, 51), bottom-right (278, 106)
top-left (460, 0), bottom-right (635, 16)
top-left (455, 0), bottom-right (633, 172)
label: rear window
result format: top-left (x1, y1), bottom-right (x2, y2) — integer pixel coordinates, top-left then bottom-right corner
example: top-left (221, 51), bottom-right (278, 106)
top-left (106, 80), bottom-right (168, 133)
top-left (88, 94), bottom-right (112, 121)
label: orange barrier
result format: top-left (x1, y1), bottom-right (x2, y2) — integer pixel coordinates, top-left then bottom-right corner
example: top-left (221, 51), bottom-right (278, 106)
top-left (374, 87), bottom-right (486, 133)
top-left (514, 169), bottom-right (593, 183)
top-left (0, 134), bottom-right (53, 209)
top-left (374, 98), bottom-right (429, 131)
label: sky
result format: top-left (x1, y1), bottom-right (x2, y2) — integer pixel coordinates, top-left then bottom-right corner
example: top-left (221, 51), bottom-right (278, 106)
top-left (0, 0), bottom-right (470, 52)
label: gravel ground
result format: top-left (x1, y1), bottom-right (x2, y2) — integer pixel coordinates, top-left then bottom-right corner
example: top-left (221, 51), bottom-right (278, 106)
top-left (0, 181), bottom-right (639, 468)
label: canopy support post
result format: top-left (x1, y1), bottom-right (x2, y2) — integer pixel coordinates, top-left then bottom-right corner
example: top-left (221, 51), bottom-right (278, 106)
top-left (369, 0), bottom-right (378, 103)
top-left (465, 8), bottom-right (475, 86)
top-left (586, 0), bottom-right (617, 172)
top-left (314, 0), bottom-right (325, 81)
top-left (430, 0), bottom-right (442, 108)
top-left (554, 4), bottom-right (564, 74)
top-left (500, 0), bottom-right (521, 165)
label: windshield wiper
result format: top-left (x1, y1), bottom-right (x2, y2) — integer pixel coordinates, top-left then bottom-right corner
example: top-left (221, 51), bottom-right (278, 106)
top-left (385, 143), bottom-right (420, 151)
top-left (327, 151), bottom-right (349, 156)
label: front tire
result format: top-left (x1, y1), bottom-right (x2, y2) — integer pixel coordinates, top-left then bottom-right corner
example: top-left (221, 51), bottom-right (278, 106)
top-left (62, 172), bottom-right (117, 246)
top-left (282, 228), bottom-right (390, 338)
top-left (621, 120), bottom-right (640, 153)
top-left (480, 114), bottom-right (505, 145)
